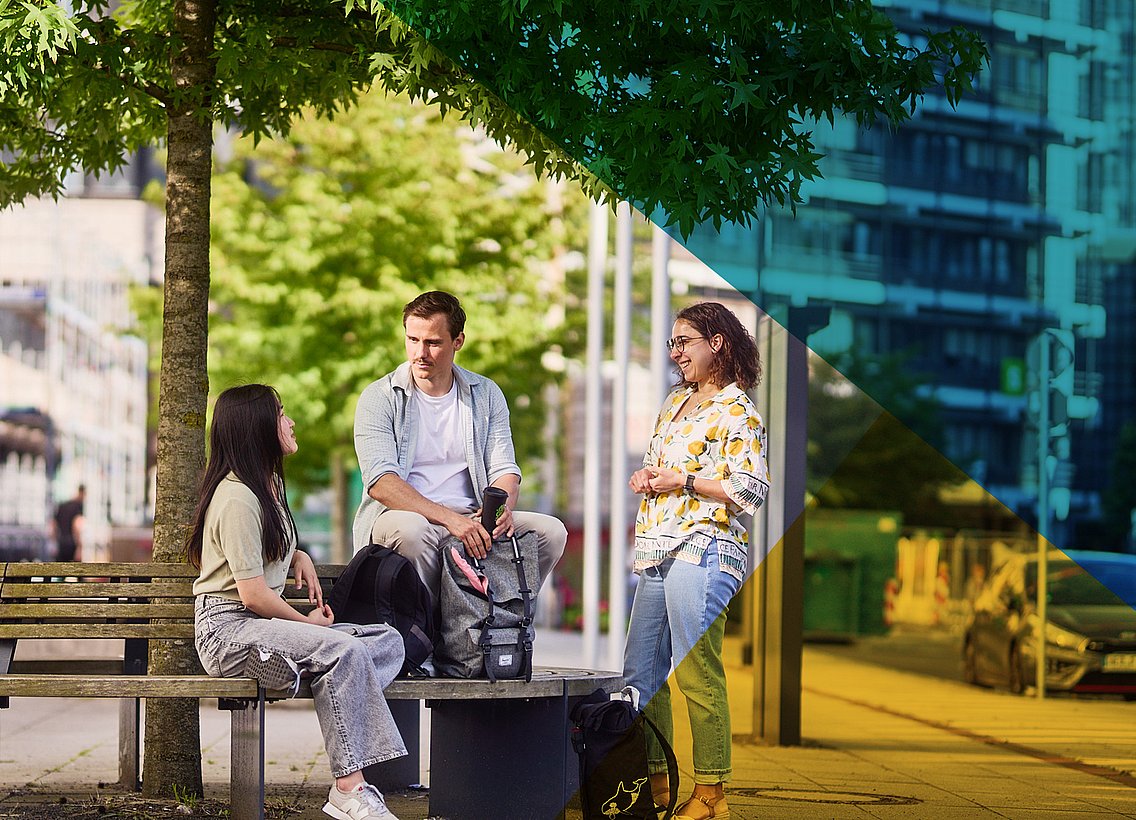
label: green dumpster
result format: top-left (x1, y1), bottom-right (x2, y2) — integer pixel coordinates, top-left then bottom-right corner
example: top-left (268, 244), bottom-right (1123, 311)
top-left (803, 553), bottom-right (861, 642)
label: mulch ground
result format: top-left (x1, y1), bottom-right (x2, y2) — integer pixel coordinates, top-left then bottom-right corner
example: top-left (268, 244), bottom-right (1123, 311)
top-left (0, 784), bottom-right (437, 819)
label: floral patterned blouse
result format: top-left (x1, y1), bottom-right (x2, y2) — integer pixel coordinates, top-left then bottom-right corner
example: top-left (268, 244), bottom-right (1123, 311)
top-left (633, 382), bottom-right (770, 581)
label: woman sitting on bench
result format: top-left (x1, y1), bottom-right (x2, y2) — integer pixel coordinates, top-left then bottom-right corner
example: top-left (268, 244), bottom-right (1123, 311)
top-left (189, 383), bottom-right (405, 820)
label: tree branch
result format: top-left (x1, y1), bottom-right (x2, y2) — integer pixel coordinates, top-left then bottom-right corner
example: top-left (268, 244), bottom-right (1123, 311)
top-left (272, 37), bottom-right (357, 55)
top-left (93, 62), bottom-right (173, 107)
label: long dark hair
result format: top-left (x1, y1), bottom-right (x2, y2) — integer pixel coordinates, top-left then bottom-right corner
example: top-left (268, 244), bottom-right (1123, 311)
top-left (187, 384), bottom-right (297, 568)
top-left (675, 302), bottom-right (762, 390)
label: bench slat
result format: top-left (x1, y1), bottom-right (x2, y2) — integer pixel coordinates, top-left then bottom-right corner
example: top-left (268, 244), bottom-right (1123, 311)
top-left (0, 624), bottom-right (194, 639)
top-left (0, 674), bottom-right (258, 699)
top-left (8, 660), bottom-right (129, 675)
top-left (1, 562), bottom-right (199, 579)
top-left (0, 603), bottom-right (194, 619)
top-left (0, 582), bottom-right (194, 600)
top-left (0, 667), bottom-right (617, 701)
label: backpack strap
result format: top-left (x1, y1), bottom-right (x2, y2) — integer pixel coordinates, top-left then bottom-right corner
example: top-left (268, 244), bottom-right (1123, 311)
top-left (478, 580), bottom-right (499, 683)
top-left (639, 711), bottom-right (680, 819)
top-left (509, 534), bottom-right (534, 682)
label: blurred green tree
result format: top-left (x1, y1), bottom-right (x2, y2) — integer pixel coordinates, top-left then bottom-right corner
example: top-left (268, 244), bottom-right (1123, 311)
top-left (206, 90), bottom-right (579, 524)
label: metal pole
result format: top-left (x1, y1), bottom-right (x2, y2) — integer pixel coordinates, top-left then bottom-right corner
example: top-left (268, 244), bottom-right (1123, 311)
top-left (751, 312), bottom-right (805, 745)
top-left (650, 225), bottom-right (672, 408)
top-left (582, 201), bottom-right (608, 669)
top-left (606, 202), bottom-right (633, 671)
top-left (1036, 332), bottom-right (1049, 700)
top-left (750, 315), bottom-right (775, 739)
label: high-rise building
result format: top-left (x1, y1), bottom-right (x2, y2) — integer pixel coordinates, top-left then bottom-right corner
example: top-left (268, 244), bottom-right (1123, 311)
top-left (0, 155), bottom-right (159, 559)
top-left (680, 0), bottom-right (1135, 549)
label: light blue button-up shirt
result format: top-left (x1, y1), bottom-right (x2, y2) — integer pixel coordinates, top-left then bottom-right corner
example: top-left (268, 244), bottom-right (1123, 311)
top-left (351, 362), bottom-right (521, 551)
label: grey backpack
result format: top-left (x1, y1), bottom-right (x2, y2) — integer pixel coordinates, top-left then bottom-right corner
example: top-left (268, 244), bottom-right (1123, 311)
top-left (435, 531), bottom-right (538, 682)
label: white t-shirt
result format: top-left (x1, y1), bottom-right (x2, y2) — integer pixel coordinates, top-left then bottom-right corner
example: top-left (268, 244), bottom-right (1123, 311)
top-left (408, 382), bottom-right (475, 510)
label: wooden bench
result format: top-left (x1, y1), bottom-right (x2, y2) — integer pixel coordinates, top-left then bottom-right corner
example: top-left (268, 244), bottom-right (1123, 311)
top-left (0, 561), bottom-right (620, 820)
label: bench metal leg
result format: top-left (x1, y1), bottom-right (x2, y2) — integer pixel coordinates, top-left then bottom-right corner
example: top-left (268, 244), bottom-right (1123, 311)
top-left (226, 694), bottom-right (266, 820)
top-left (364, 699), bottom-right (421, 791)
top-left (117, 698), bottom-right (140, 790)
top-left (427, 692), bottom-right (580, 820)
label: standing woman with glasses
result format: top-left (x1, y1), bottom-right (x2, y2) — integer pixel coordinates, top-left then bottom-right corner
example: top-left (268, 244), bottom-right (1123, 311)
top-left (624, 303), bottom-right (770, 820)
top-left (190, 384), bottom-right (406, 820)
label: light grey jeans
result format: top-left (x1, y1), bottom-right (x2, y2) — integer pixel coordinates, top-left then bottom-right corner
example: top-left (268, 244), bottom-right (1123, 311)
top-left (194, 595), bottom-right (407, 778)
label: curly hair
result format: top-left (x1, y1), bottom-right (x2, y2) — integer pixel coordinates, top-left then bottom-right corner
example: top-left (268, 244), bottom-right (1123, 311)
top-left (675, 302), bottom-right (762, 390)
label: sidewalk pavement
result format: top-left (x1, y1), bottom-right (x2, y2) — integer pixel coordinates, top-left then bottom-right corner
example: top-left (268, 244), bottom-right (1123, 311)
top-left (2, 630), bottom-right (1135, 818)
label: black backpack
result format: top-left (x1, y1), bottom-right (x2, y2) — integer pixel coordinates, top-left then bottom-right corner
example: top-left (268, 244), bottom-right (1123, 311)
top-left (570, 688), bottom-right (679, 819)
top-left (326, 543), bottom-right (436, 677)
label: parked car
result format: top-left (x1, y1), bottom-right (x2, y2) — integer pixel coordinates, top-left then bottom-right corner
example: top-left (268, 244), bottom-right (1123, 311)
top-left (962, 550), bottom-right (1136, 696)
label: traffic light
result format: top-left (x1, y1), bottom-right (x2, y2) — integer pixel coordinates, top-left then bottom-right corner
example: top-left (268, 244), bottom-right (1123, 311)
top-left (1026, 329), bottom-right (1084, 525)
top-left (1046, 328), bottom-right (1074, 437)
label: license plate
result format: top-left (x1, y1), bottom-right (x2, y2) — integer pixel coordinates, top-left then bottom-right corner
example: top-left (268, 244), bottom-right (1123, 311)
top-left (1103, 653), bottom-right (1136, 672)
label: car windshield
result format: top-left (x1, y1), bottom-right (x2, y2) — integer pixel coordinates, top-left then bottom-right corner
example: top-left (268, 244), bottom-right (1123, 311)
top-left (1026, 561), bottom-right (1136, 607)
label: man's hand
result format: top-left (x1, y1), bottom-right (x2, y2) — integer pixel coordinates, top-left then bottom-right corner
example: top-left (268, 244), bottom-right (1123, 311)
top-left (444, 511), bottom-right (492, 559)
top-left (490, 504), bottom-right (515, 540)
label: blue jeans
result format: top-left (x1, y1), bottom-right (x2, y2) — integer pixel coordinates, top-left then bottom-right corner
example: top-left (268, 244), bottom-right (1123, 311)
top-left (622, 539), bottom-right (742, 784)
top-left (194, 595), bottom-right (407, 778)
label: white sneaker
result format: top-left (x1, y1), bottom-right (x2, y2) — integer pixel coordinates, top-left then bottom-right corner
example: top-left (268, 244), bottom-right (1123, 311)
top-left (323, 783), bottom-right (399, 820)
top-left (244, 647), bottom-right (301, 697)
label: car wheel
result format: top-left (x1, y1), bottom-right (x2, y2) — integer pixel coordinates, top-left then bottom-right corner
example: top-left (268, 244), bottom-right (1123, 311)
top-left (963, 639), bottom-right (980, 685)
top-left (1008, 644), bottom-right (1025, 694)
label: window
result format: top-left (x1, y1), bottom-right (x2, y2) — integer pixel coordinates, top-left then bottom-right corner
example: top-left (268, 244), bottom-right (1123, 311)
top-left (991, 43), bottom-right (1044, 109)
top-left (1077, 153), bottom-right (1105, 213)
top-left (1079, 61), bottom-right (1105, 121)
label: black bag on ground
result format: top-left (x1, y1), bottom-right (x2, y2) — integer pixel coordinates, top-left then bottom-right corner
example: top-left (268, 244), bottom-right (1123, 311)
top-left (570, 688), bottom-right (679, 820)
top-left (325, 542), bottom-right (435, 677)
top-left (435, 531), bottom-right (538, 682)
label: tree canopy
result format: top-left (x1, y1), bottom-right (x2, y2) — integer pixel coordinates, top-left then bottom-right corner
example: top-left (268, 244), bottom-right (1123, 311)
top-left (4, 1), bottom-right (986, 236)
top-left (375, 0), bottom-right (988, 233)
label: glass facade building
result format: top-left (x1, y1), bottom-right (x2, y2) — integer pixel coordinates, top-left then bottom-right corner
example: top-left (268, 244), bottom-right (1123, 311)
top-left (680, 0), bottom-right (1136, 549)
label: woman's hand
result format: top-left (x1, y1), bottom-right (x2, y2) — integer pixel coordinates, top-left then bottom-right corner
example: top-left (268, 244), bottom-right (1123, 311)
top-left (305, 603), bottom-right (335, 627)
top-left (291, 550), bottom-right (324, 608)
top-left (645, 466), bottom-right (684, 494)
top-left (629, 468), bottom-right (656, 494)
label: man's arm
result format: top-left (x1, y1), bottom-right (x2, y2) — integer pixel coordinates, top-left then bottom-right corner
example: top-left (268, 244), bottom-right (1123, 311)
top-left (369, 474), bottom-right (495, 558)
top-left (483, 382), bottom-right (520, 487)
top-left (354, 378), bottom-right (404, 498)
top-left (485, 473), bottom-right (520, 538)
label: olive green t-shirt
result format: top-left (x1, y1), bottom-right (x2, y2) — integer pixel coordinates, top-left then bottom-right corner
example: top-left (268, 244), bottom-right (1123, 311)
top-left (192, 473), bottom-right (296, 600)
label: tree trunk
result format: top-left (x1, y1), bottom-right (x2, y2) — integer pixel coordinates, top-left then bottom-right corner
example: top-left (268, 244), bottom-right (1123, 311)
top-left (142, 0), bottom-right (217, 799)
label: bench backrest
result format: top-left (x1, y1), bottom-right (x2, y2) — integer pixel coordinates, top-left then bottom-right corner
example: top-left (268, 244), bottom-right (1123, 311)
top-left (0, 562), bottom-right (344, 673)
